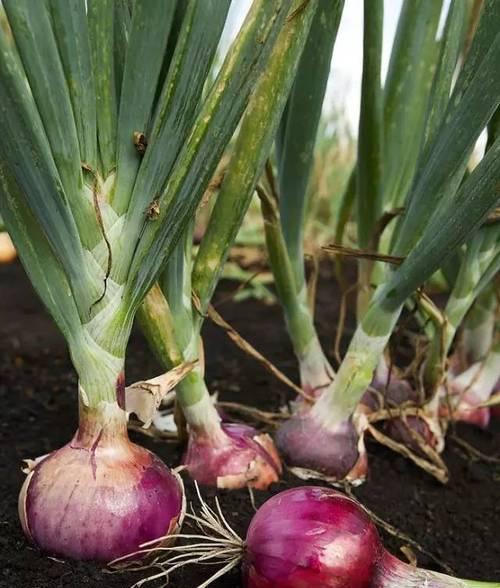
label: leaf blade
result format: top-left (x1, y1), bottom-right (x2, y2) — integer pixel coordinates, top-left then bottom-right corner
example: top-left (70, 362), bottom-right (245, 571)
top-left (193, 0), bottom-right (324, 311)
top-left (124, 0), bottom-right (293, 311)
top-left (113, 0), bottom-right (177, 214)
top-left (277, 0), bottom-right (345, 287)
top-left (88, 0), bottom-right (117, 176)
top-left (393, 20), bottom-right (500, 255)
top-left (116, 0), bottom-right (231, 245)
top-left (0, 29), bottom-right (99, 316)
top-left (49, 0), bottom-right (98, 171)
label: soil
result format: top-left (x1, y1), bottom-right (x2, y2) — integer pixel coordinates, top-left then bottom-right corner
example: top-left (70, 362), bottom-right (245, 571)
top-left (1, 259), bottom-right (499, 588)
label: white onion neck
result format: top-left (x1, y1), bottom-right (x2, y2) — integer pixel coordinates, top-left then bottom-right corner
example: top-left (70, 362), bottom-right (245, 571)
top-left (182, 392), bottom-right (225, 442)
top-left (298, 335), bottom-right (335, 395)
top-left (452, 348), bottom-right (500, 403)
top-left (376, 551), bottom-right (499, 588)
top-left (76, 397), bottom-right (128, 448)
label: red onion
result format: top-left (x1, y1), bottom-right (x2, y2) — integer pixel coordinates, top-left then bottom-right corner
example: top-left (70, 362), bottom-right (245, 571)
top-left (385, 413), bottom-right (442, 452)
top-left (183, 422), bottom-right (282, 490)
top-left (243, 486), bottom-right (380, 587)
top-left (275, 410), bottom-right (367, 483)
top-left (439, 356), bottom-right (500, 428)
top-left (19, 403), bottom-right (185, 562)
top-left (242, 487), bottom-right (499, 588)
top-left (361, 365), bottom-right (418, 413)
top-left (130, 486), bottom-right (498, 587)
top-left (361, 363), bottom-right (445, 457)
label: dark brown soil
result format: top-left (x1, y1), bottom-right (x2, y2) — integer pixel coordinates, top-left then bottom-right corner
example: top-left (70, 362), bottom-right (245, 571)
top-left (1, 260), bottom-right (499, 588)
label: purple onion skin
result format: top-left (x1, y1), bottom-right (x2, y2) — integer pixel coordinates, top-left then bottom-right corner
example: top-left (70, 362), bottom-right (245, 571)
top-left (361, 373), bottom-right (419, 413)
top-left (385, 415), bottom-right (440, 455)
top-left (183, 423), bottom-right (282, 490)
top-left (243, 486), bottom-right (381, 588)
top-left (359, 373), bottom-right (442, 455)
top-left (19, 423), bottom-right (184, 562)
top-left (275, 411), bottom-right (366, 481)
top-left (243, 487), bottom-right (500, 588)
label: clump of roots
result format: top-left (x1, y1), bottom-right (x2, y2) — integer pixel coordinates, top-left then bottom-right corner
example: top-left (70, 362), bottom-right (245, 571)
top-left (110, 483), bottom-right (244, 588)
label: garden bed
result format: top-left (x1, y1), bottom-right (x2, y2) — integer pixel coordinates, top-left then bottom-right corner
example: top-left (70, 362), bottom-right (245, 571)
top-left (1, 260), bottom-right (499, 587)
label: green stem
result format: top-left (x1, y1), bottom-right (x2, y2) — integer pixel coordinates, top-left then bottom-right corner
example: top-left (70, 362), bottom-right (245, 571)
top-left (356, 0), bottom-right (384, 317)
top-left (260, 189), bottom-right (317, 356)
top-left (425, 293), bottom-right (475, 388)
top-left (137, 284), bottom-right (183, 370)
top-left (260, 182), bottom-right (335, 393)
top-left (462, 287), bottom-right (497, 364)
top-left (175, 370), bottom-right (223, 439)
top-left (175, 370), bottom-right (206, 410)
top-left (192, 0), bottom-right (319, 319)
top-left (425, 227), bottom-right (499, 388)
top-left (139, 283), bottom-right (218, 437)
top-left (312, 296), bottom-right (399, 424)
top-left (357, 258), bottom-right (374, 320)
top-left (162, 222), bottom-right (196, 354)
top-left (277, 0), bottom-right (344, 291)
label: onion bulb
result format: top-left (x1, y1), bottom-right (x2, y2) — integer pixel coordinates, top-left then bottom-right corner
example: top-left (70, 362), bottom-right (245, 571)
top-left (127, 485), bottom-right (498, 587)
top-left (183, 422), bottom-right (282, 490)
top-left (242, 487), bottom-right (497, 588)
top-left (19, 404), bottom-right (185, 562)
top-left (275, 409), bottom-right (367, 484)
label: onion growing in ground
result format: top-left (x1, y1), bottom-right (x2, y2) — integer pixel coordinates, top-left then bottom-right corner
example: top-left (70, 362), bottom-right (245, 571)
top-left (265, 0), bottom-right (500, 484)
top-left (259, 1), bottom-right (355, 484)
top-left (137, 0), bottom-right (325, 490)
top-left (117, 486), bottom-right (500, 588)
top-left (19, 397), bottom-right (185, 562)
top-left (361, 360), bottom-right (444, 458)
top-left (139, 288), bottom-right (283, 491)
top-left (183, 421), bottom-right (282, 490)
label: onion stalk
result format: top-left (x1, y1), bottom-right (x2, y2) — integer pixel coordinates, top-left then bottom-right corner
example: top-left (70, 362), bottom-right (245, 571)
top-left (263, 0), bottom-right (344, 400)
top-left (0, 0), bottom-right (294, 560)
top-left (117, 486), bottom-right (500, 588)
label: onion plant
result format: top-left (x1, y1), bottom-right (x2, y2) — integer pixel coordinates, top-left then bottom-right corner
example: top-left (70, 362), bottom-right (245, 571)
top-left (0, 0), bottom-right (294, 561)
top-left (266, 0), bottom-right (500, 482)
top-left (250, 1), bottom-right (352, 484)
top-left (138, 0), bottom-right (327, 490)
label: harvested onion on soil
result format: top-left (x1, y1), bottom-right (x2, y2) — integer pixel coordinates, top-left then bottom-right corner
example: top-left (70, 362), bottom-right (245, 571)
top-left (114, 486), bottom-right (499, 588)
